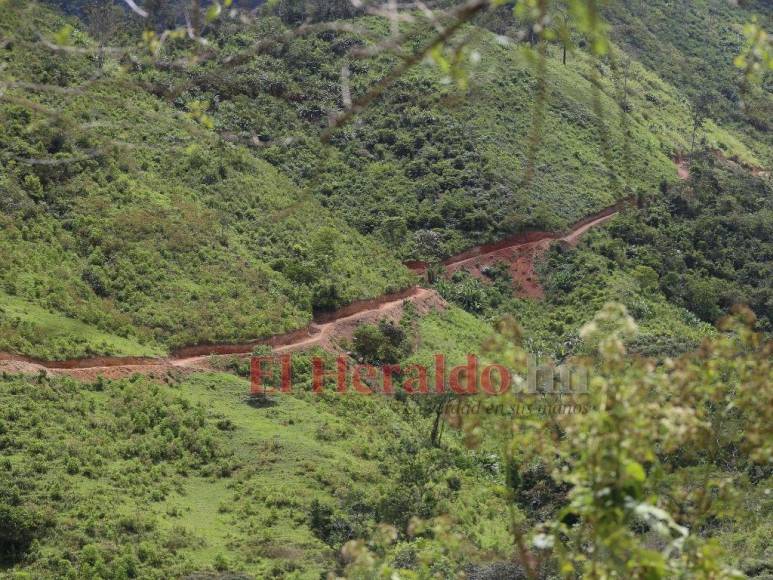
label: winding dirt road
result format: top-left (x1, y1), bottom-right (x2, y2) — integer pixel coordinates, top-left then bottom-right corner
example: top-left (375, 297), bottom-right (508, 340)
top-left (410, 202), bottom-right (623, 298)
top-left (0, 203), bottom-right (624, 380)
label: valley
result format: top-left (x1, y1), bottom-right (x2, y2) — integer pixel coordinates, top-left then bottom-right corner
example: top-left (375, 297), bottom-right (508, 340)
top-left (0, 1), bottom-right (770, 578)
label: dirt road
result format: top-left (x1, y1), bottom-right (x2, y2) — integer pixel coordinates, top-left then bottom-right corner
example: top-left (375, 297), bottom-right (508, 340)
top-left (0, 203), bottom-right (623, 379)
top-left (411, 203), bottom-right (623, 298)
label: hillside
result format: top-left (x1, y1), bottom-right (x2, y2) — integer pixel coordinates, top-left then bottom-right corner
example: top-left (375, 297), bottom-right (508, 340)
top-left (154, 11), bottom-right (763, 259)
top-left (0, 1), bottom-right (771, 579)
top-left (0, 2), bottom-right (413, 360)
top-left (605, 0), bottom-right (772, 163)
top-left (0, 308), bottom-right (521, 579)
top-left (1, 0), bottom-right (768, 359)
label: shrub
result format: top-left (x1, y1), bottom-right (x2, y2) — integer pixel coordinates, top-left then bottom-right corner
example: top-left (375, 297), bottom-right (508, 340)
top-left (352, 320), bottom-right (410, 365)
top-left (0, 504), bottom-right (44, 565)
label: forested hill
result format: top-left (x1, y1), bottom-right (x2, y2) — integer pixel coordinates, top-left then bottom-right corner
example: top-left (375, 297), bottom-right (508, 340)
top-left (0, 2), bottom-right (771, 579)
top-left (1, 0), bottom-right (769, 360)
top-left (1, 2), bottom-right (415, 359)
top-left (605, 0), bottom-right (772, 140)
top-left (141, 1), bottom-right (768, 259)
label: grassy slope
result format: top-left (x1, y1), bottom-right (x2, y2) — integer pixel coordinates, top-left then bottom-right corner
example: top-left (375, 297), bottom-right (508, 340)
top-left (0, 2), bottom-right (413, 359)
top-left (527, 227), bottom-right (718, 357)
top-left (0, 313), bottom-right (517, 579)
top-left (1, 308), bottom-right (766, 578)
top-left (1, 2), bottom-right (762, 360)
top-left (0, 292), bottom-right (163, 360)
top-left (605, 0), bottom-right (772, 166)
top-left (176, 13), bottom-right (763, 260)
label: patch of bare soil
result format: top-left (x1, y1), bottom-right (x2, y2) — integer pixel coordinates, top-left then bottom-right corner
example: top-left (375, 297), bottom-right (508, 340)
top-left (0, 203), bottom-right (622, 379)
top-left (440, 209), bottom-right (621, 299)
top-left (0, 359), bottom-right (47, 375)
top-left (57, 364), bottom-right (198, 383)
top-left (675, 156), bottom-right (690, 180)
top-left (174, 287), bottom-right (447, 370)
top-left (445, 239), bottom-right (550, 298)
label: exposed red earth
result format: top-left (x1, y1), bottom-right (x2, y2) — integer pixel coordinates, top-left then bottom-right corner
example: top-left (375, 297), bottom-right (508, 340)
top-left (675, 155), bottom-right (690, 180)
top-left (0, 288), bottom-right (445, 381)
top-left (409, 202), bottom-right (625, 298)
top-left (0, 202), bottom-right (625, 380)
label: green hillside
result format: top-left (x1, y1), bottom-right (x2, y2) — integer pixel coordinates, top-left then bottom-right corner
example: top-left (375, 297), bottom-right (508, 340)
top-left (0, 2), bottom-right (413, 358)
top-left (0, 0), bottom-right (771, 578)
top-left (156, 11), bottom-right (761, 259)
top-left (1, 304), bottom-right (770, 578)
top-left (0, 308), bottom-right (517, 579)
top-left (605, 0), bottom-right (772, 166)
top-left (0, 0), bottom-right (766, 356)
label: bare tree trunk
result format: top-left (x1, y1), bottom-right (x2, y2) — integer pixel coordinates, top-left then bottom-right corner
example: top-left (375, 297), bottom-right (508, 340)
top-left (622, 60), bottom-right (629, 109)
top-left (191, 0), bottom-right (201, 38)
top-left (430, 399), bottom-right (447, 447)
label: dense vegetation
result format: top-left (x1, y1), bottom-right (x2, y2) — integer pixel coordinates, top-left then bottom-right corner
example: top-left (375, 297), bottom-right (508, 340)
top-left (605, 0), bottom-right (772, 161)
top-left (0, 1), bottom-right (413, 358)
top-left (0, 315), bottom-right (517, 578)
top-left (608, 153), bottom-right (772, 331)
top-left (0, 305), bottom-right (769, 578)
top-left (431, 154), bottom-right (771, 357)
top-left (0, 0), bottom-right (771, 578)
top-left (149, 11), bottom-right (760, 258)
top-left (0, 0), bottom-right (768, 358)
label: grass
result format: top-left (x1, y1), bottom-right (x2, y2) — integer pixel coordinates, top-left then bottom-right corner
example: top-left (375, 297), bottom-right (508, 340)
top-left (156, 477), bottom-right (237, 569)
top-left (1, 297), bottom-right (767, 577)
top-left (0, 291), bottom-right (531, 578)
top-left (0, 2), bottom-right (414, 359)
top-left (196, 14), bottom-right (766, 260)
top-left (408, 306), bottom-right (497, 369)
top-left (703, 119), bottom-right (763, 167)
top-left (605, 0), bottom-right (772, 167)
top-left (0, 292), bottom-right (164, 359)
top-left (0, 1), bottom-right (765, 360)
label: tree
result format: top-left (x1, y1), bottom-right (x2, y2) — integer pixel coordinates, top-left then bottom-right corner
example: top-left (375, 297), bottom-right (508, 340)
top-left (551, 9), bottom-right (574, 66)
top-left (689, 92), bottom-right (715, 159)
top-left (352, 320), bottom-right (409, 365)
top-left (0, 504), bottom-right (44, 565)
top-left (84, 2), bottom-right (124, 50)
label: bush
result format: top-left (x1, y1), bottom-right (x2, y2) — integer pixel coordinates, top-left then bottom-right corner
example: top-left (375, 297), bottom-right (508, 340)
top-left (352, 320), bottom-right (410, 365)
top-left (0, 504), bottom-right (44, 564)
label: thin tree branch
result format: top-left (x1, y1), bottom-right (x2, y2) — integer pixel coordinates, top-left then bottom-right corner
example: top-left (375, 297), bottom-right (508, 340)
top-left (120, 0), bottom-right (148, 18)
top-left (321, 0), bottom-right (492, 141)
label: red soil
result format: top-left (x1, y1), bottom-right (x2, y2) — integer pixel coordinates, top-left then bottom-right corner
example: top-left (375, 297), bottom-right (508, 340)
top-left (410, 202), bottom-right (625, 298)
top-left (0, 288), bottom-right (445, 380)
top-left (444, 210), bottom-right (619, 298)
top-left (0, 202), bottom-right (624, 379)
top-left (675, 156), bottom-right (690, 180)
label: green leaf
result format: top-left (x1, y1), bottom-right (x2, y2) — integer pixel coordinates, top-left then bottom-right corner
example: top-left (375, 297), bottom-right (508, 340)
top-left (54, 24), bottom-right (74, 46)
top-left (206, 3), bottom-right (222, 23)
top-left (625, 460), bottom-right (646, 482)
